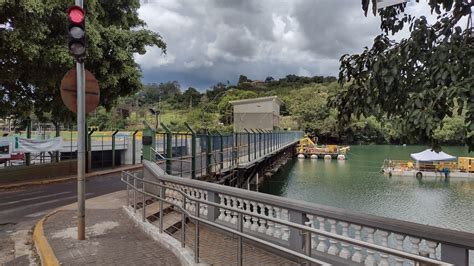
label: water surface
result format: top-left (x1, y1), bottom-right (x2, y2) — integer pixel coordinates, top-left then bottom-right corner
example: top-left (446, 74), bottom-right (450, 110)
top-left (260, 145), bottom-right (474, 232)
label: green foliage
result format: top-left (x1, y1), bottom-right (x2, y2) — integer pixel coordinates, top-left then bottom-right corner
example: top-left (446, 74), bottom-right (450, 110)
top-left (88, 106), bottom-right (128, 130)
top-left (333, 0), bottom-right (473, 150)
top-left (0, 0), bottom-right (165, 124)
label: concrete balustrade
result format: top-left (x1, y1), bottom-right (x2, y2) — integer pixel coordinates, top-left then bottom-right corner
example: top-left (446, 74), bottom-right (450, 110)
top-left (142, 160), bottom-right (473, 265)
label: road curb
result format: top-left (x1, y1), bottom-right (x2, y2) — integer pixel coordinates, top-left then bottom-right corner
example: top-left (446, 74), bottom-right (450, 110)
top-left (0, 164), bottom-right (143, 189)
top-left (33, 210), bottom-right (60, 266)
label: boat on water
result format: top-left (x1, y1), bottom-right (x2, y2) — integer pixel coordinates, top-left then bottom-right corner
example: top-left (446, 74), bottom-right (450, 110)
top-left (382, 149), bottom-right (474, 178)
top-left (296, 136), bottom-right (350, 160)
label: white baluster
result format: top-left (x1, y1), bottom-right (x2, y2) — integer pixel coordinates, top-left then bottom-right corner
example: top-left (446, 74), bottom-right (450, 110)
top-left (281, 209), bottom-right (289, 241)
top-left (243, 200), bottom-right (251, 229)
top-left (230, 197), bottom-right (238, 224)
top-left (394, 234), bottom-right (406, 265)
top-left (305, 215), bottom-right (316, 249)
top-left (426, 240), bottom-right (439, 259)
top-left (273, 207), bottom-right (282, 239)
top-left (250, 201), bottom-right (259, 231)
top-left (265, 205), bottom-right (275, 236)
top-left (223, 195), bottom-right (232, 223)
top-left (327, 219), bottom-right (339, 255)
top-left (203, 191), bottom-right (208, 215)
top-left (316, 216), bottom-right (328, 253)
top-left (409, 237), bottom-right (421, 256)
top-left (378, 230), bottom-right (390, 266)
top-left (351, 224), bottom-right (363, 263)
top-left (364, 227), bottom-right (376, 265)
top-left (339, 222), bottom-right (351, 259)
top-left (257, 203), bottom-right (267, 233)
top-left (217, 194), bottom-right (226, 221)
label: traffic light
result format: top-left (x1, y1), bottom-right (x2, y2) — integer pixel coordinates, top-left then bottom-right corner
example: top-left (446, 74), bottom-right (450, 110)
top-left (67, 5), bottom-right (86, 62)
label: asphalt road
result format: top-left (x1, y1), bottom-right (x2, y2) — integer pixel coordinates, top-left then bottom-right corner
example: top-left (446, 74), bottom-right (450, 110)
top-left (0, 172), bottom-right (138, 265)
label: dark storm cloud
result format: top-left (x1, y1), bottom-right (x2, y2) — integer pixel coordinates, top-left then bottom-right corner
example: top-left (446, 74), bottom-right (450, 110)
top-left (136, 0), bottom-right (431, 90)
top-left (293, 0), bottom-right (379, 58)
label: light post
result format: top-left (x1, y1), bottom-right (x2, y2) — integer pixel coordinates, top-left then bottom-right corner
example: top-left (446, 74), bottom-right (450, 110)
top-left (149, 108), bottom-right (160, 131)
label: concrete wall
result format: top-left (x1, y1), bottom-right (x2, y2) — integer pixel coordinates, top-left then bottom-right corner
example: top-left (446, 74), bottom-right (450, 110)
top-left (234, 113), bottom-right (274, 132)
top-left (232, 97), bottom-right (282, 132)
top-left (0, 160), bottom-right (77, 184)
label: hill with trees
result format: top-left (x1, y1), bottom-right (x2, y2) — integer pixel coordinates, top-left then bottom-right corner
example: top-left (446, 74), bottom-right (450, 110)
top-left (90, 74), bottom-right (467, 146)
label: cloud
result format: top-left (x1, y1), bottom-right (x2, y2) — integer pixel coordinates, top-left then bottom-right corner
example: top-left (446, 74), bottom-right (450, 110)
top-left (136, 0), bottom-right (434, 90)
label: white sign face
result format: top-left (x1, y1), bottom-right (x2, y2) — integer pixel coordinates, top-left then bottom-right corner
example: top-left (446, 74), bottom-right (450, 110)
top-left (0, 139), bottom-right (10, 159)
top-left (377, 0), bottom-right (408, 9)
top-left (15, 137), bottom-right (63, 153)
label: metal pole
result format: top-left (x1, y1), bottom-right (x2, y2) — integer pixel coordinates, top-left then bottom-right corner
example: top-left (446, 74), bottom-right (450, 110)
top-left (160, 186), bottom-right (164, 233)
top-left (195, 201), bottom-right (200, 263)
top-left (237, 212), bottom-right (243, 266)
top-left (76, 1), bottom-right (86, 239)
top-left (142, 179), bottom-right (146, 222)
top-left (181, 197), bottom-right (186, 247)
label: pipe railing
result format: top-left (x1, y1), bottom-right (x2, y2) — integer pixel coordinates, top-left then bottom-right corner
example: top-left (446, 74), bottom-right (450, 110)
top-left (123, 169), bottom-right (452, 265)
top-left (133, 161), bottom-right (474, 265)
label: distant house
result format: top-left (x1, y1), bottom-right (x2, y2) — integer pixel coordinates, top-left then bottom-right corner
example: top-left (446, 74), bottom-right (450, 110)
top-left (230, 96), bottom-right (282, 132)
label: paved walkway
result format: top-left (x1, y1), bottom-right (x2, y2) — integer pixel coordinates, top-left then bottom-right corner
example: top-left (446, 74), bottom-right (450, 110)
top-left (41, 191), bottom-right (179, 265)
top-left (39, 189), bottom-right (300, 265)
top-left (172, 222), bottom-right (298, 265)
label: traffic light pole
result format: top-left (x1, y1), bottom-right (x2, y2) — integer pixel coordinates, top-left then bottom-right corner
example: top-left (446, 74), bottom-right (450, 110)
top-left (76, 0), bottom-right (86, 241)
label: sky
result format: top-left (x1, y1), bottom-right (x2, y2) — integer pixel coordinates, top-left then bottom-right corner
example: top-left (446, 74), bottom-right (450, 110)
top-left (135, 0), bottom-right (434, 90)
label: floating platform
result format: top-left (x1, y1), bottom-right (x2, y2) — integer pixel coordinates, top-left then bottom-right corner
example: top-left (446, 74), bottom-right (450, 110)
top-left (296, 137), bottom-right (349, 160)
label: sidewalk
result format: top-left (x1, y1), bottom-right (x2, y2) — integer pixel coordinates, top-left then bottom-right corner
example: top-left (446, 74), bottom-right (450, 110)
top-left (36, 189), bottom-right (299, 265)
top-left (37, 190), bottom-right (180, 265)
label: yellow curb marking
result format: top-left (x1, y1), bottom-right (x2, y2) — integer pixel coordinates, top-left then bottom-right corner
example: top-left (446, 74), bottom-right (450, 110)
top-left (33, 210), bottom-right (60, 266)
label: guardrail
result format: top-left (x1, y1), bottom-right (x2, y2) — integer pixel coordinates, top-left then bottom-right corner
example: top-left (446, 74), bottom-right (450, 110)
top-left (123, 161), bottom-right (474, 265)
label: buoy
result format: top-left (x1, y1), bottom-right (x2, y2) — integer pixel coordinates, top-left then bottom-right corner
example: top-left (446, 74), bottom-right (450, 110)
top-left (297, 154), bottom-right (305, 159)
top-left (324, 155), bottom-right (331, 160)
top-left (310, 154), bottom-right (318, 159)
top-left (337, 155), bottom-right (345, 160)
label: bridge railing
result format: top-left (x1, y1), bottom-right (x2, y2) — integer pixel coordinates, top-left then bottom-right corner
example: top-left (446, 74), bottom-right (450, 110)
top-left (152, 129), bottom-right (304, 178)
top-left (129, 160), bottom-right (474, 265)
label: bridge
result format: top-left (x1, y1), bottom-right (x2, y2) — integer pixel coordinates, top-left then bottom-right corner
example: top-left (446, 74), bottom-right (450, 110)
top-left (141, 122), bottom-right (303, 188)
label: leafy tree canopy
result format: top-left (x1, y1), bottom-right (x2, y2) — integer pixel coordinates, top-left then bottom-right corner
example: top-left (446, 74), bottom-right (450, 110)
top-left (331, 0), bottom-right (473, 150)
top-left (0, 0), bottom-right (165, 124)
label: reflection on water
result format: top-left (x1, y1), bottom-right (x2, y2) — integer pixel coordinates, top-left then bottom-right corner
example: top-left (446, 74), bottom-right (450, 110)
top-left (260, 145), bottom-right (474, 233)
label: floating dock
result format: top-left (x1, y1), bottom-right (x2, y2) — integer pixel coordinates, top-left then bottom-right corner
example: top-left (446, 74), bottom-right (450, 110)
top-left (296, 136), bottom-right (349, 160)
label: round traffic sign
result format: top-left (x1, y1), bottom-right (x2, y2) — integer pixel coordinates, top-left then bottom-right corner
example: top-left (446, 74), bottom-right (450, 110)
top-left (60, 68), bottom-right (100, 113)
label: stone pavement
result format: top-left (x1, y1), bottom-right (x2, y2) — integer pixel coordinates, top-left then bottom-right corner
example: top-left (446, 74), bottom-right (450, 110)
top-left (41, 190), bottom-right (180, 265)
top-left (172, 222), bottom-right (298, 265)
top-left (40, 189), bottom-right (301, 265)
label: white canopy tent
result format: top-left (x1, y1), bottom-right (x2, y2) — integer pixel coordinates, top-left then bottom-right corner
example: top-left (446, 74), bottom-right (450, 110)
top-left (410, 149), bottom-right (456, 162)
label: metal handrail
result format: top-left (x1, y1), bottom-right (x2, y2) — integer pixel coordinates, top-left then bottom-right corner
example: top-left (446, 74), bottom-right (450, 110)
top-left (122, 171), bottom-right (449, 265)
top-left (144, 161), bottom-right (474, 250)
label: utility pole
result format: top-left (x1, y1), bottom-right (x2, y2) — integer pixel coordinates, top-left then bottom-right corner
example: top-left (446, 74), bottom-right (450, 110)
top-left (76, 0), bottom-right (86, 240)
top-left (69, 0), bottom-right (86, 240)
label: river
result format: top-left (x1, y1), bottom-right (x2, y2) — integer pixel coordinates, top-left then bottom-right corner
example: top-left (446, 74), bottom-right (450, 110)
top-left (260, 145), bottom-right (474, 233)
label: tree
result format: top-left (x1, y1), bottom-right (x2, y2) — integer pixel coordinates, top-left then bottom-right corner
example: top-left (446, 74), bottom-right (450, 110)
top-left (0, 0), bottom-right (166, 126)
top-left (238, 75), bottom-right (251, 84)
top-left (265, 76), bottom-right (275, 83)
top-left (182, 87), bottom-right (202, 108)
top-left (331, 0), bottom-right (473, 150)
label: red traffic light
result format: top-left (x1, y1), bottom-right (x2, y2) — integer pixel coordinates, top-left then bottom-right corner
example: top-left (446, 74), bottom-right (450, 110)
top-left (67, 6), bottom-right (85, 24)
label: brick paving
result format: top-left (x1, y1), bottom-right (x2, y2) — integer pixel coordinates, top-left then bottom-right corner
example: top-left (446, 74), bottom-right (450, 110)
top-left (170, 220), bottom-right (298, 265)
top-left (43, 208), bottom-right (180, 265)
